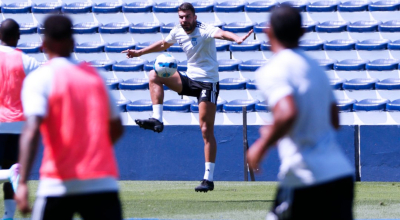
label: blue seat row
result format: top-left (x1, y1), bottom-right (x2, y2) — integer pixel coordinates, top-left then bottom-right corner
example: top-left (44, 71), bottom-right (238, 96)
top-left (319, 59), bottom-right (400, 71)
top-left (337, 99), bottom-right (400, 112)
top-left (304, 20), bottom-right (400, 33)
top-left (302, 39), bottom-right (400, 51)
top-left (116, 99), bottom-right (268, 113)
top-left (331, 78), bottom-right (400, 90)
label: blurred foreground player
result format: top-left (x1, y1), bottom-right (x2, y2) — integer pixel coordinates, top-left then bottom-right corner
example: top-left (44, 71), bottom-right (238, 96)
top-left (0, 18), bottom-right (39, 220)
top-left (15, 15), bottom-right (124, 220)
top-left (247, 4), bottom-right (355, 220)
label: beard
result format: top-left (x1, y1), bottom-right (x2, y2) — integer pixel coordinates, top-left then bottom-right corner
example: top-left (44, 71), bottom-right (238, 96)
top-left (182, 21), bottom-right (196, 32)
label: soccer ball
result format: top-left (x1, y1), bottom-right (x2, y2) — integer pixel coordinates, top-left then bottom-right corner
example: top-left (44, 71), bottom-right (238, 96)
top-left (154, 53), bottom-right (178, 78)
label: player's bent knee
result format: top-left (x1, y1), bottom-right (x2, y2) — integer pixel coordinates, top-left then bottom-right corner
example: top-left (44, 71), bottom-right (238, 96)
top-left (200, 125), bottom-right (214, 140)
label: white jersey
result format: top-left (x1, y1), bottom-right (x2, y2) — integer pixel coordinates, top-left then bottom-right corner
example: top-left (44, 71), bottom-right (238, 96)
top-left (255, 48), bottom-right (354, 188)
top-left (165, 21), bottom-right (220, 83)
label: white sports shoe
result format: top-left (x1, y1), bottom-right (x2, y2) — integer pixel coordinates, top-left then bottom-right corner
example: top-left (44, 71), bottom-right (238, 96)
top-left (8, 164), bottom-right (20, 192)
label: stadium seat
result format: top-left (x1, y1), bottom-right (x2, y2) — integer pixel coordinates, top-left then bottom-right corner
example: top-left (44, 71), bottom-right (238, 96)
top-left (92, 2), bottom-right (123, 13)
top-left (342, 78), bottom-right (378, 90)
top-left (388, 40), bottom-right (400, 50)
top-left (160, 23), bottom-right (176, 34)
top-left (336, 99), bottom-right (357, 112)
top-left (17, 42), bottom-right (42, 53)
top-left (375, 78), bottom-right (400, 90)
top-left (282, 1), bottom-right (309, 12)
top-left (245, 1), bottom-right (277, 12)
top-left (223, 99), bottom-right (259, 112)
top-left (214, 1), bottom-right (246, 12)
top-left (246, 80), bottom-right (257, 90)
top-left (299, 39), bottom-right (325, 51)
top-left (254, 22), bottom-right (267, 42)
top-left (307, 1), bottom-right (338, 12)
top-left (348, 21), bottom-right (380, 33)
top-left (255, 101), bottom-right (269, 112)
top-left (113, 59), bottom-right (147, 72)
top-left (353, 99), bottom-right (389, 111)
top-left (316, 21), bottom-right (348, 33)
top-left (163, 99), bottom-right (195, 112)
top-left (32, 2), bottom-right (62, 13)
top-left (218, 59), bottom-right (242, 72)
top-left (356, 39), bottom-right (389, 50)
top-left (229, 40), bottom-right (261, 52)
top-left (330, 78), bottom-right (346, 90)
top-left (19, 23), bottom-right (38, 35)
top-left (219, 78), bottom-right (250, 90)
top-left (122, 2), bottom-right (153, 13)
top-left (62, 2), bottom-right (92, 13)
top-left (153, 2), bottom-right (180, 13)
top-left (239, 59), bottom-right (267, 72)
top-left (126, 99), bottom-right (153, 112)
top-left (204, 21), bottom-right (226, 29)
top-left (72, 22), bottom-right (100, 34)
top-left (119, 78), bottom-right (149, 90)
top-left (99, 22), bottom-right (130, 34)
top-left (130, 22), bottom-right (162, 34)
top-left (74, 42), bottom-right (105, 53)
top-left (386, 99), bottom-right (400, 111)
top-left (368, 1), bottom-right (400, 11)
top-left (366, 59), bottom-right (400, 71)
top-left (222, 22), bottom-right (255, 33)
top-left (122, 2), bottom-right (154, 24)
top-left (190, 100), bottom-right (226, 112)
top-left (116, 99), bottom-right (130, 112)
top-left (318, 59), bottom-right (337, 70)
top-left (334, 59), bottom-right (368, 71)
top-left (176, 60), bottom-right (187, 72)
top-left (303, 21), bottom-right (318, 33)
top-left (338, 1), bottom-right (369, 12)
top-left (2, 2), bottom-right (31, 13)
top-left (260, 41), bottom-right (271, 51)
top-left (379, 20), bottom-right (400, 32)
top-left (89, 60), bottom-right (116, 71)
top-left (324, 39), bottom-right (357, 50)
top-left (144, 60), bottom-right (155, 72)
top-left (106, 78), bottom-right (123, 90)
top-left (191, 1), bottom-right (214, 13)
top-left (216, 40), bottom-right (231, 52)
top-left (105, 42), bottom-right (135, 53)
top-left (167, 43), bottom-right (183, 52)
top-left (136, 42), bottom-right (163, 61)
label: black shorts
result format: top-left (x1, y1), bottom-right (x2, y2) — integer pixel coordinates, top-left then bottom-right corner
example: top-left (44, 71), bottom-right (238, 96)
top-left (0, 134), bottom-right (20, 169)
top-left (32, 192), bottom-right (122, 220)
top-left (269, 176), bottom-right (354, 220)
top-left (178, 72), bottom-right (219, 105)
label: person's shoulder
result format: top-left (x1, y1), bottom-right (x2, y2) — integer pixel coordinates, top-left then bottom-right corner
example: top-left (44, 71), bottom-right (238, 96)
top-left (25, 63), bottom-right (53, 83)
top-left (171, 24), bottom-right (184, 33)
top-left (196, 21), bottom-right (208, 29)
top-left (0, 45), bottom-right (14, 53)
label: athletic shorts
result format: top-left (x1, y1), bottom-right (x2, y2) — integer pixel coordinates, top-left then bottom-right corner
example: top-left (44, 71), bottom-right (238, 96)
top-left (31, 192), bottom-right (122, 220)
top-left (0, 134), bottom-right (20, 169)
top-left (178, 72), bottom-right (219, 105)
top-left (268, 176), bottom-right (354, 220)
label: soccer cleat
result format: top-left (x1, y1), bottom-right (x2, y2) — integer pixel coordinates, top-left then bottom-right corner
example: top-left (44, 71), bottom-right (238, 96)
top-left (8, 163), bottom-right (20, 193)
top-left (135, 118), bottom-right (164, 133)
top-left (195, 179), bottom-right (214, 192)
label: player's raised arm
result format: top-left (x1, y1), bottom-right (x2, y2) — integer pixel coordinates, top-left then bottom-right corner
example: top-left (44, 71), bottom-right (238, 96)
top-left (213, 29), bottom-right (254, 44)
top-left (121, 40), bottom-right (174, 58)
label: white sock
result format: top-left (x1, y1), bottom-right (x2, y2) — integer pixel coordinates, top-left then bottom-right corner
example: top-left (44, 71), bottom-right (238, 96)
top-left (3, 199), bottom-right (16, 219)
top-left (0, 170), bottom-right (9, 183)
top-left (152, 104), bottom-right (163, 122)
top-left (203, 162), bottom-right (215, 181)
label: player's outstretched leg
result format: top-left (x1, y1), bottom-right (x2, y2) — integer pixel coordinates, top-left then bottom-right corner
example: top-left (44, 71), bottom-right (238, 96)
top-left (135, 118), bottom-right (164, 133)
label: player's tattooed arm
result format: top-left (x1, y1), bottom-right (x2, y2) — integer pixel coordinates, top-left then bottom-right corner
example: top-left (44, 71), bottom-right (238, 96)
top-left (122, 40), bottom-right (174, 58)
top-left (213, 29), bottom-right (254, 44)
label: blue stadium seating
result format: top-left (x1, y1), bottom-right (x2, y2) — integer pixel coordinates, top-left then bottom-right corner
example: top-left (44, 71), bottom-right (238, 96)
top-left (112, 59), bottom-right (147, 72)
top-left (245, 1), bottom-right (278, 12)
top-left (164, 99), bottom-right (195, 112)
top-left (62, 2), bottom-right (92, 14)
top-left (368, 1), bottom-right (400, 11)
top-left (167, 43), bottom-right (184, 52)
top-left (116, 99), bottom-right (131, 112)
top-left (32, 2), bottom-right (62, 14)
top-left (318, 59), bottom-right (337, 70)
top-left (222, 22), bottom-right (255, 33)
top-left (219, 78), bottom-right (250, 90)
top-left (324, 39), bottom-right (357, 50)
top-left (2, 2), bottom-right (31, 13)
top-left (343, 78), bottom-right (379, 90)
top-left (89, 60), bottom-right (116, 71)
top-left (330, 78), bottom-right (346, 90)
top-left (126, 99), bottom-right (153, 112)
top-left (379, 20), bottom-right (400, 32)
top-left (177, 60), bottom-right (187, 72)
top-left (376, 78), bottom-right (400, 89)
top-left (223, 99), bottom-right (259, 112)
top-left (17, 42), bottom-right (42, 53)
top-left (303, 21), bottom-right (318, 32)
top-left (386, 99), bottom-right (400, 111)
top-left (215, 40), bottom-right (231, 51)
top-left (106, 78), bottom-right (123, 90)
top-left (130, 22), bottom-right (161, 34)
top-left (73, 22), bottom-right (100, 34)
top-left (255, 102), bottom-right (269, 112)
top-left (307, 1), bottom-right (339, 12)
top-left (122, 2), bottom-right (153, 13)
top-left (316, 21), bottom-right (348, 33)
top-left (153, 2), bottom-right (180, 13)
top-left (260, 41), bottom-right (271, 51)
top-left (229, 40), bottom-right (261, 52)
top-left (19, 23), bottom-right (37, 34)
top-left (336, 99), bottom-right (357, 112)
top-left (334, 59), bottom-right (368, 71)
top-left (92, 2), bottom-right (123, 13)
top-left (204, 21), bottom-right (226, 29)
top-left (366, 59), bottom-right (400, 71)
top-left (388, 40), bottom-right (400, 49)
top-left (246, 80), bottom-right (257, 90)
top-left (356, 39), bottom-right (390, 50)
top-left (348, 21), bottom-right (380, 32)
top-left (239, 59), bottom-right (268, 71)
top-left (299, 39), bottom-right (325, 51)
top-left (283, 1), bottom-right (309, 12)
top-left (144, 60), bottom-right (155, 71)
top-left (214, 1), bottom-right (246, 12)
top-left (119, 78), bottom-right (149, 90)
top-left (190, 100), bottom-right (226, 112)
top-left (338, 1), bottom-right (369, 12)
top-left (105, 42), bottom-right (135, 53)
top-left (218, 59), bottom-right (242, 71)
top-left (160, 23), bottom-right (176, 33)
top-left (191, 1), bottom-right (214, 13)
top-left (136, 42), bottom-right (153, 50)
top-left (353, 99), bottom-right (389, 111)
top-left (37, 25), bottom-right (45, 34)
top-left (75, 42), bottom-right (105, 53)
top-left (254, 22), bottom-right (267, 34)
top-left (99, 22), bottom-right (130, 34)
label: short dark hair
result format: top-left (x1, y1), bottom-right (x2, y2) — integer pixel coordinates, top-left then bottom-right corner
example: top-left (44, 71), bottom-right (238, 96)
top-left (0, 19), bottom-right (20, 42)
top-left (43, 15), bottom-right (73, 41)
top-left (270, 4), bottom-right (303, 45)
top-left (178, 2), bottom-right (195, 15)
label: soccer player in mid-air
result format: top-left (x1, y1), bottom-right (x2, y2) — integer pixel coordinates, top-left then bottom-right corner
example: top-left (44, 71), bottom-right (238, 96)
top-left (246, 4), bottom-right (355, 220)
top-left (0, 18), bottom-right (39, 220)
top-left (15, 15), bottom-right (124, 220)
top-left (123, 2), bottom-right (253, 192)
